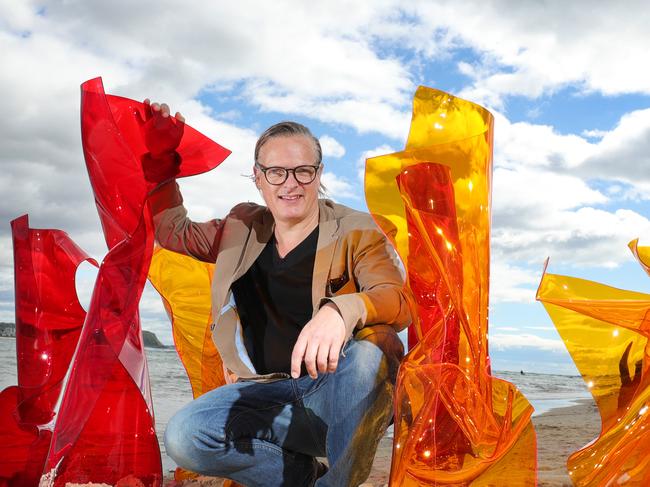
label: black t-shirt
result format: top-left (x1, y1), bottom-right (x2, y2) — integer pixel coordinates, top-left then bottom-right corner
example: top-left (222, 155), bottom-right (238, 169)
top-left (231, 226), bottom-right (319, 375)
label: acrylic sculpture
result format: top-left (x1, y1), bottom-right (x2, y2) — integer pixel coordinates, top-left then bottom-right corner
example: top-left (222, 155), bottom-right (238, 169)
top-left (0, 215), bottom-right (96, 486)
top-left (148, 248), bottom-right (226, 399)
top-left (366, 87), bottom-right (537, 485)
top-left (537, 241), bottom-right (650, 485)
top-left (0, 77), bottom-right (230, 486)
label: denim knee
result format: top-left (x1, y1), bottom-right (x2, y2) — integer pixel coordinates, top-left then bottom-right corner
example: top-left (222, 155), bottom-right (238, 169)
top-left (352, 324), bottom-right (404, 383)
top-left (163, 404), bottom-right (227, 473)
top-left (164, 409), bottom-right (199, 470)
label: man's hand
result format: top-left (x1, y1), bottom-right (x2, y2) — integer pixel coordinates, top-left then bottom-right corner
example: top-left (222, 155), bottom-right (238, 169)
top-left (137, 99), bottom-right (186, 157)
top-left (291, 303), bottom-right (348, 379)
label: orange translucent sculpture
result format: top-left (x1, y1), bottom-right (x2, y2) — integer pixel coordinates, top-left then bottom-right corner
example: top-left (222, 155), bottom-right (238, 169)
top-left (537, 241), bottom-right (650, 485)
top-left (148, 247), bottom-right (226, 398)
top-left (366, 87), bottom-right (537, 485)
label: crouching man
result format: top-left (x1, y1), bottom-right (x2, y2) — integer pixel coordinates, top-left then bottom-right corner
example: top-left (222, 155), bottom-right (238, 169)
top-left (143, 101), bottom-right (412, 487)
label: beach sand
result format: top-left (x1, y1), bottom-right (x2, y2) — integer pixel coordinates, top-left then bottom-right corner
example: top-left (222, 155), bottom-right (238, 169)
top-left (163, 399), bottom-right (602, 487)
top-left (533, 399), bottom-right (601, 487)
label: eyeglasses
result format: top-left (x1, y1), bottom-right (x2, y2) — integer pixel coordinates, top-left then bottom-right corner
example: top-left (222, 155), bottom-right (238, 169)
top-left (255, 163), bottom-right (320, 185)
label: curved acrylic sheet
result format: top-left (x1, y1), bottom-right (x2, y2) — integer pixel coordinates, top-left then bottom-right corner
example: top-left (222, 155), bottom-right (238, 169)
top-left (148, 247), bottom-right (226, 399)
top-left (365, 87), bottom-right (536, 485)
top-left (0, 387), bottom-right (51, 487)
top-left (10, 215), bottom-right (96, 425)
top-left (536, 246), bottom-right (650, 486)
top-left (42, 215), bottom-right (161, 485)
top-left (629, 238), bottom-right (650, 277)
top-left (41, 77), bottom-right (229, 486)
top-left (81, 78), bottom-right (230, 249)
top-left (0, 215), bottom-right (95, 486)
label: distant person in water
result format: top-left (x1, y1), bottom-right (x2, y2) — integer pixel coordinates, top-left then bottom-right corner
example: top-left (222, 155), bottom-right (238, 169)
top-left (141, 100), bottom-right (412, 487)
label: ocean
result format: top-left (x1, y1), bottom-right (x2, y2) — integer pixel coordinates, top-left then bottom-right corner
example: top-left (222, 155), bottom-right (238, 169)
top-left (0, 337), bottom-right (591, 475)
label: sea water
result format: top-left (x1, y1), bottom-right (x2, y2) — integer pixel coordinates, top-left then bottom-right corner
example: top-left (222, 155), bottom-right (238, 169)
top-left (0, 338), bottom-right (592, 474)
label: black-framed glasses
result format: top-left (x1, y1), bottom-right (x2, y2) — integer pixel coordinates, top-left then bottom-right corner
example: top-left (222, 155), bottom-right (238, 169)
top-left (255, 163), bottom-right (321, 185)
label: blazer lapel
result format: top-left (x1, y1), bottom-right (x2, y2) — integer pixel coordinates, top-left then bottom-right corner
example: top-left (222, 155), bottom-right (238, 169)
top-left (311, 200), bottom-right (341, 313)
top-left (233, 208), bottom-right (274, 281)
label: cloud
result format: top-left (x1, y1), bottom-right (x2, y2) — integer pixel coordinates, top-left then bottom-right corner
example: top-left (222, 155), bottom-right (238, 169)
top-left (356, 144), bottom-right (398, 181)
top-left (489, 333), bottom-right (566, 353)
top-left (489, 109), bottom-right (650, 269)
top-left (405, 1), bottom-right (650, 105)
top-left (580, 108), bottom-right (650, 190)
top-left (582, 129), bottom-right (607, 139)
top-left (490, 260), bottom-right (539, 304)
top-left (321, 172), bottom-right (360, 201)
top-left (168, 101), bottom-right (264, 220)
top-left (319, 135), bottom-right (346, 159)
top-left (493, 206), bottom-right (650, 268)
top-left (248, 83), bottom-right (410, 139)
top-left (37, 0), bottom-right (415, 138)
top-left (494, 114), bottom-right (596, 170)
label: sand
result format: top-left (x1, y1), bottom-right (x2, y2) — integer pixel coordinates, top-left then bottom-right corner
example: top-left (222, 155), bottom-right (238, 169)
top-left (533, 399), bottom-right (601, 487)
top-left (161, 399), bottom-right (602, 487)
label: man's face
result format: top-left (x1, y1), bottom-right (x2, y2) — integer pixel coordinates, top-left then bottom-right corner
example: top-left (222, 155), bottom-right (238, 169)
top-left (255, 135), bottom-right (322, 226)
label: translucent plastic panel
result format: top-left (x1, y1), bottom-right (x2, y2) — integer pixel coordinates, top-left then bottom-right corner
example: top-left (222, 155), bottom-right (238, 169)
top-left (0, 215), bottom-right (95, 486)
top-left (148, 247), bottom-right (226, 399)
top-left (38, 77), bottom-right (229, 486)
top-left (537, 242), bottom-right (650, 485)
top-left (366, 87), bottom-right (536, 486)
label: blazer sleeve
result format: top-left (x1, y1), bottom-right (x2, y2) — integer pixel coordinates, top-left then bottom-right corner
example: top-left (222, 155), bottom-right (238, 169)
top-left (147, 179), bottom-right (224, 263)
top-left (322, 228), bottom-right (414, 336)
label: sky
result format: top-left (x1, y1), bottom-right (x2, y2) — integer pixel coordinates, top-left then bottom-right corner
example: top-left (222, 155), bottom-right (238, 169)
top-left (1, 0), bottom-right (650, 375)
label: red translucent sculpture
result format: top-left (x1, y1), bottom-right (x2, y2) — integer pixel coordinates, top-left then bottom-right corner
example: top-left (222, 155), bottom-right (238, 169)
top-left (366, 87), bottom-right (537, 485)
top-left (0, 215), bottom-right (95, 486)
top-left (34, 77), bottom-right (229, 485)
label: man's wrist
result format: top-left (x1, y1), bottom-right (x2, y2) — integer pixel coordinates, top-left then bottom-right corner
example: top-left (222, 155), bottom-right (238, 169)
top-left (141, 151), bottom-right (181, 183)
top-left (322, 300), bottom-right (342, 318)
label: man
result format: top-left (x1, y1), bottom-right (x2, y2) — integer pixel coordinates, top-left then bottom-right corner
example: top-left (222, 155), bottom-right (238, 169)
top-left (144, 101), bottom-right (412, 487)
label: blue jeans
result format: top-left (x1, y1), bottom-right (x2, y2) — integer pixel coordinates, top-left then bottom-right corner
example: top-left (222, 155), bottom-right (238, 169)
top-left (164, 325), bottom-right (404, 487)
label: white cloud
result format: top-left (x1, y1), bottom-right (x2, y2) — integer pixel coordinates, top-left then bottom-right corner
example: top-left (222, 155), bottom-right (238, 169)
top-left (489, 108), bottom-right (650, 270)
top-left (582, 129), bottom-right (607, 139)
top-left (170, 101), bottom-right (264, 220)
top-left (493, 207), bottom-right (650, 268)
top-left (37, 0), bottom-right (415, 138)
top-left (404, 1), bottom-right (650, 105)
top-left (493, 167), bottom-right (607, 215)
top-left (489, 333), bottom-right (565, 353)
top-left (581, 108), bottom-right (650, 188)
top-left (356, 144), bottom-right (397, 182)
top-left (490, 326), bottom-right (520, 332)
top-left (494, 113), bottom-right (596, 170)
top-left (321, 172), bottom-right (361, 201)
top-left (319, 135), bottom-right (346, 159)
top-left (249, 83), bottom-right (410, 139)
top-left (524, 325), bottom-right (557, 332)
top-left (490, 260), bottom-right (539, 304)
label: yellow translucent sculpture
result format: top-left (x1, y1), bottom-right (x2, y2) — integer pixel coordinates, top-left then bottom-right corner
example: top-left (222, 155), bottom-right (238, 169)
top-left (537, 240), bottom-right (650, 485)
top-left (148, 247), bottom-right (226, 398)
top-left (366, 87), bottom-right (537, 485)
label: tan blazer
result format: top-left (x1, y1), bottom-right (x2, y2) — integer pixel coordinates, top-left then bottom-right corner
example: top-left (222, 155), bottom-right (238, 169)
top-left (149, 180), bottom-right (412, 381)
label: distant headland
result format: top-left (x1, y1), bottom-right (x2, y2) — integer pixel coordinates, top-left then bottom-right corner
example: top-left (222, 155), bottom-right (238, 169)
top-left (0, 322), bottom-right (167, 349)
